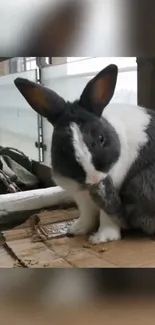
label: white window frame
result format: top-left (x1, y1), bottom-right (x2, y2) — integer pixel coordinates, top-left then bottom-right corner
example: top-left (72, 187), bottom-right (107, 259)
top-left (66, 57), bottom-right (137, 77)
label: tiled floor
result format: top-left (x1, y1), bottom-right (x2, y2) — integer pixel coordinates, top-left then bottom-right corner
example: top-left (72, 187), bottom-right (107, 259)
top-left (1, 207), bottom-right (155, 268)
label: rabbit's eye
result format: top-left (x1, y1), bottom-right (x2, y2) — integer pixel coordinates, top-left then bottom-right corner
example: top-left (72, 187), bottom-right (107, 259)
top-left (99, 134), bottom-right (105, 146)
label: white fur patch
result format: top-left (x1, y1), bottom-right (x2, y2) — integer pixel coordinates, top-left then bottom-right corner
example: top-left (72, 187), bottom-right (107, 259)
top-left (103, 103), bottom-right (150, 188)
top-left (68, 190), bottom-right (99, 235)
top-left (70, 122), bottom-right (106, 184)
top-left (89, 210), bottom-right (121, 244)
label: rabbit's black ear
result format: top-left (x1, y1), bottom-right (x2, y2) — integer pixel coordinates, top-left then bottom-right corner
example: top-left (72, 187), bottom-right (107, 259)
top-left (14, 78), bottom-right (66, 125)
top-left (79, 64), bottom-right (118, 117)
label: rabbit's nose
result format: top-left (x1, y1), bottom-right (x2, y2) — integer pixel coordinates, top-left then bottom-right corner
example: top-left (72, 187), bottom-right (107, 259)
top-left (88, 172), bottom-right (107, 185)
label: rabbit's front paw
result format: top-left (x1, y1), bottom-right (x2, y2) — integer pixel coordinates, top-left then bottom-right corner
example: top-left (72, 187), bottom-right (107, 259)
top-left (89, 227), bottom-right (121, 244)
top-left (67, 218), bottom-right (95, 236)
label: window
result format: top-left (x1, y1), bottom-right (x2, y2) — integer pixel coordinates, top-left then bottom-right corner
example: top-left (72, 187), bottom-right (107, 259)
top-left (67, 57), bottom-right (91, 63)
top-left (66, 57), bottom-right (136, 75)
top-left (66, 57), bottom-right (137, 104)
top-left (9, 57), bottom-right (37, 74)
top-left (24, 57), bottom-right (37, 70)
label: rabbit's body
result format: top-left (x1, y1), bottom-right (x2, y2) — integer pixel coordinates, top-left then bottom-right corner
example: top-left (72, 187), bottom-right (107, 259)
top-left (14, 64), bottom-right (155, 244)
top-left (52, 102), bottom-right (152, 243)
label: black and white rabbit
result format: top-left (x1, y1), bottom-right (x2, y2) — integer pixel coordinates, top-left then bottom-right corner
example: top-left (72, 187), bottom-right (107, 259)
top-left (14, 64), bottom-right (155, 244)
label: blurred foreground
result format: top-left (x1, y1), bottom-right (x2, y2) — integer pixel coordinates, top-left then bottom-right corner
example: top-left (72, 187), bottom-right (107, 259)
top-left (0, 0), bottom-right (155, 56)
top-left (0, 269), bottom-right (155, 324)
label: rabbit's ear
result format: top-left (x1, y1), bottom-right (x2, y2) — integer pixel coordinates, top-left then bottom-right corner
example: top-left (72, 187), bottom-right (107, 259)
top-left (79, 64), bottom-right (118, 117)
top-left (14, 78), bottom-right (66, 125)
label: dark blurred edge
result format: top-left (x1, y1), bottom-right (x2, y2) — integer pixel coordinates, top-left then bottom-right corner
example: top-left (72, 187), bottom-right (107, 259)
top-left (0, 58), bottom-right (13, 62)
top-left (0, 269), bottom-right (155, 301)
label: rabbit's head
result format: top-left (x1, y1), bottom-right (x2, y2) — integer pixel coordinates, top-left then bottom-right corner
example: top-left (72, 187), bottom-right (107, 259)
top-left (14, 64), bottom-right (120, 186)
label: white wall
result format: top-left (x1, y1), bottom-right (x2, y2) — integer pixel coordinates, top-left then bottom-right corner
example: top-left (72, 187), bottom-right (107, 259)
top-left (0, 70), bottom-right (39, 160)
